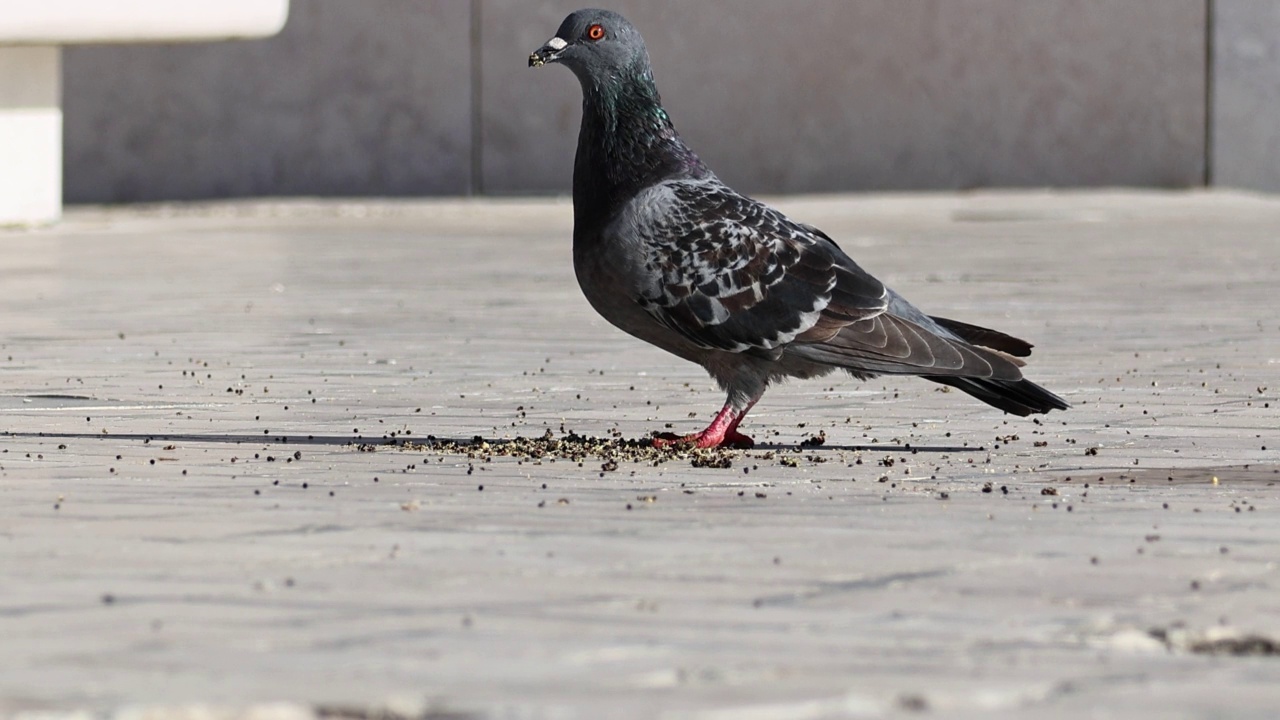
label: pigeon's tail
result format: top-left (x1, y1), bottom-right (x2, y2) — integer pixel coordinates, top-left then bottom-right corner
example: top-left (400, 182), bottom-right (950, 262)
top-left (924, 375), bottom-right (1070, 416)
top-left (920, 316), bottom-right (1067, 415)
top-left (794, 313), bottom-right (1067, 417)
top-left (928, 315), bottom-right (1033, 357)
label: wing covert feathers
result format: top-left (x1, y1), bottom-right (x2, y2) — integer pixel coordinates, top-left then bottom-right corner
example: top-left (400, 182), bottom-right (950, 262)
top-left (621, 178), bottom-right (1065, 412)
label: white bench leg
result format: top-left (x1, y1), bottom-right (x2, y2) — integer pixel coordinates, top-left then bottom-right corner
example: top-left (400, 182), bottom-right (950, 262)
top-left (0, 45), bottom-right (60, 227)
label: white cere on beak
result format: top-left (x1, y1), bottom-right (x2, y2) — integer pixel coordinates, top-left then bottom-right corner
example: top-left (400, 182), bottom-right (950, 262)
top-left (546, 37), bottom-right (568, 50)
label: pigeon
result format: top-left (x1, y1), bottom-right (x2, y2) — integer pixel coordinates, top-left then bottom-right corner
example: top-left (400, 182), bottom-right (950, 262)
top-left (529, 9), bottom-right (1069, 449)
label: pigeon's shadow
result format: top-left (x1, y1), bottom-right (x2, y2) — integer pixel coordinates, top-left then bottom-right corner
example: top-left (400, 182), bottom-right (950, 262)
top-left (3, 430), bottom-right (977, 454)
top-left (4, 431), bottom-right (391, 447)
top-left (746, 442), bottom-right (978, 454)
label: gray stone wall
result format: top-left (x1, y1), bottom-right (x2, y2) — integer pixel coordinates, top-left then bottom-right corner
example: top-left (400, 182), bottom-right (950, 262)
top-left (59, 0), bottom-right (1271, 201)
top-left (64, 1), bottom-right (473, 201)
top-left (1211, 0), bottom-right (1280, 191)
top-left (488, 0), bottom-right (1206, 195)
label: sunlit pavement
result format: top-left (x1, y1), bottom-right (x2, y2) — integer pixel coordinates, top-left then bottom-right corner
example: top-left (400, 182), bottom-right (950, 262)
top-left (2, 191), bottom-right (1278, 719)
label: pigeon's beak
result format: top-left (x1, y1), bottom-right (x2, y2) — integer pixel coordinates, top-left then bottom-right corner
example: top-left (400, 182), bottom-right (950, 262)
top-left (529, 36), bottom-right (568, 67)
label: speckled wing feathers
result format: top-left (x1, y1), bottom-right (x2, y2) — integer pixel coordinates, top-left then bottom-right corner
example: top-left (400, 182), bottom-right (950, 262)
top-left (633, 181), bottom-right (886, 356)
top-left (628, 180), bottom-right (1028, 380)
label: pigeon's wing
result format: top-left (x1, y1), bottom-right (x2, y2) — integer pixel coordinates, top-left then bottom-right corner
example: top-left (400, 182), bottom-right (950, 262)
top-left (633, 181), bottom-right (886, 357)
top-left (635, 181), bottom-right (1025, 379)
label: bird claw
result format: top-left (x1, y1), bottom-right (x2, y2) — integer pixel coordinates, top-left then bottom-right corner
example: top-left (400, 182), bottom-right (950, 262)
top-left (651, 430), bottom-right (754, 450)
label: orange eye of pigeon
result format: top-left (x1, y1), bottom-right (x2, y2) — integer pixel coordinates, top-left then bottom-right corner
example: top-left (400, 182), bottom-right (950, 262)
top-left (586, 24), bottom-right (605, 41)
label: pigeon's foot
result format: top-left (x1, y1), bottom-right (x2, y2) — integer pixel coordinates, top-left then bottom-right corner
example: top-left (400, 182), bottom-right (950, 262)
top-left (652, 428), bottom-right (754, 450)
top-left (651, 400), bottom-right (756, 449)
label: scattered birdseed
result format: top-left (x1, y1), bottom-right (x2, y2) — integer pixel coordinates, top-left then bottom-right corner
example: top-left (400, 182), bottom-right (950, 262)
top-left (389, 429), bottom-right (744, 469)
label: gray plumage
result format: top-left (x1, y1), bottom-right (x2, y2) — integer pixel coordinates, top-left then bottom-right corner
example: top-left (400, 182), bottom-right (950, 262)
top-left (530, 9), bottom-right (1068, 448)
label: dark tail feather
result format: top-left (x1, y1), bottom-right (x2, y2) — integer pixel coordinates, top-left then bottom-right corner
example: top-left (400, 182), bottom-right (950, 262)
top-left (929, 316), bottom-right (1034, 358)
top-left (925, 375), bottom-right (1070, 416)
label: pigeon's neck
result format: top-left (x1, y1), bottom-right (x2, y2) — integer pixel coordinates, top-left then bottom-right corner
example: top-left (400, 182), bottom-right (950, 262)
top-left (573, 67), bottom-right (707, 233)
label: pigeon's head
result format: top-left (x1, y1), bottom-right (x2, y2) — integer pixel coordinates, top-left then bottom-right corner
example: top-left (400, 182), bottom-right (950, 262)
top-left (528, 9), bottom-right (649, 83)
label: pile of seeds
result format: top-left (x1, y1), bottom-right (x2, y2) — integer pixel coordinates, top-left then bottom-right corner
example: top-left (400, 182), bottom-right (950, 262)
top-left (376, 428), bottom-right (742, 468)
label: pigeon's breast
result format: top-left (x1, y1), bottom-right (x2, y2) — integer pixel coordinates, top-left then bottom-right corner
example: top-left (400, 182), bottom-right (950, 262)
top-left (573, 241), bottom-right (706, 365)
top-left (582, 181), bottom-right (682, 299)
top-left (571, 184), bottom-right (707, 364)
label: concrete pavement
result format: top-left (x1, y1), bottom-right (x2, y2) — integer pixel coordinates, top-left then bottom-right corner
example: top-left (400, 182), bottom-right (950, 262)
top-left (1, 191), bottom-right (1278, 719)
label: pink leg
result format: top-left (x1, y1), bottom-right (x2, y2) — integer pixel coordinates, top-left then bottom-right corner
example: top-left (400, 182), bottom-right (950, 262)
top-left (653, 399), bottom-right (758, 449)
top-left (721, 399), bottom-right (757, 446)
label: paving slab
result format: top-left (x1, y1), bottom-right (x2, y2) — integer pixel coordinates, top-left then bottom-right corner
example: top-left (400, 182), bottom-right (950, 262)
top-left (1, 191), bottom-right (1278, 720)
